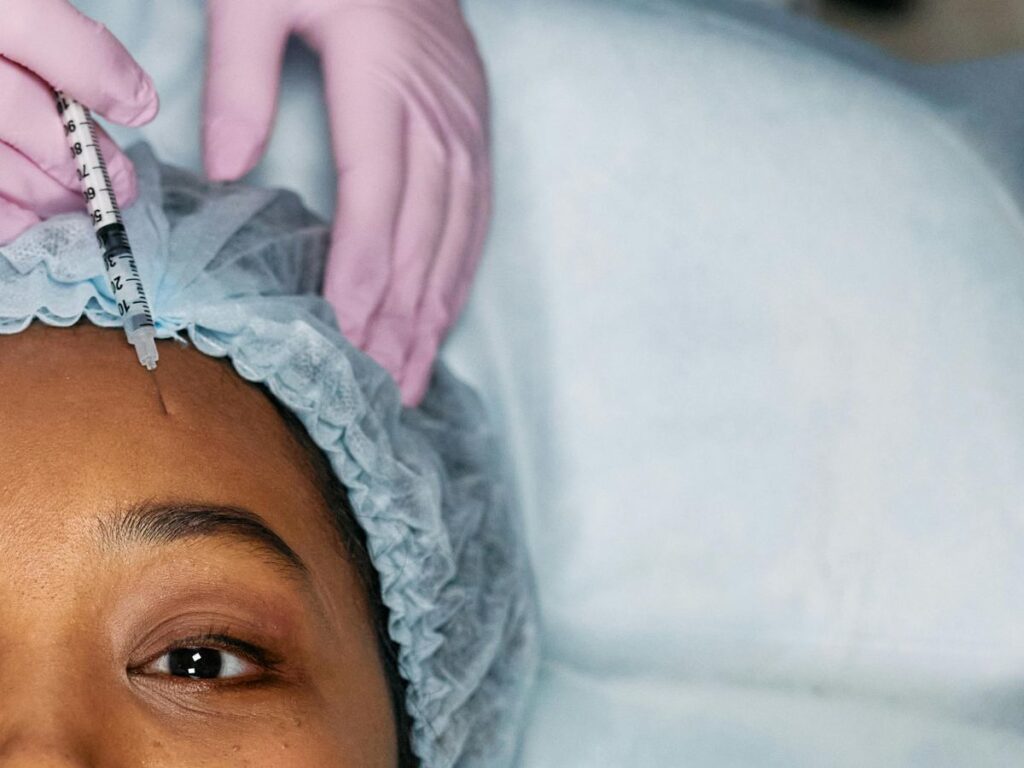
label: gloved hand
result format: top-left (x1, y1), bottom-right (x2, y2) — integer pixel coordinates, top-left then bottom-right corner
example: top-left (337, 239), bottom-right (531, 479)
top-left (0, 0), bottom-right (158, 244)
top-left (204, 0), bottom-right (490, 406)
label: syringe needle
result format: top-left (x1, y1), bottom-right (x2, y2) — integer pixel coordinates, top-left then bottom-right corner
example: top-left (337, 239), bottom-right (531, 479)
top-left (152, 370), bottom-right (169, 416)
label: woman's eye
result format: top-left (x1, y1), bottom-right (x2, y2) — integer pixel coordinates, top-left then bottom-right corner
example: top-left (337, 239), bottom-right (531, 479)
top-left (147, 646), bottom-right (257, 681)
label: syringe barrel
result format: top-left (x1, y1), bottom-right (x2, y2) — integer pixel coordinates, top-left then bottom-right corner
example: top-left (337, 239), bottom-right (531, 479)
top-left (55, 92), bottom-right (123, 232)
top-left (97, 222), bottom-right (155, 331)
top-left (55, 91), bottom-right (158, 370)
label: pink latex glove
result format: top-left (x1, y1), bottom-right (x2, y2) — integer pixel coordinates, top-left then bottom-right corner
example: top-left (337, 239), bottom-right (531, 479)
top-left (0, 0), bottom-right (159, 244)
top-left (204, 0), bottom-right (490, 406)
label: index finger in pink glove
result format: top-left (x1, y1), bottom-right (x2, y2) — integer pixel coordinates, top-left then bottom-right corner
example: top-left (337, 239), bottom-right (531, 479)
top-left (0, 57), bottom-right (137, 202)
top-left (400, 157), bottom-right (491, 406)
top-left (312, 5), bottom-right (490, 406)
top-left (359, 108), bottom-right (451, 386)
top-left (317, 19), bottom-right (410, 350)
top-left (0, 0), bottom-right (158, 126)
top-left (353, 12), bottom-right (490, 405)
top-left (202, 0), bottom-right (290, 180)
top-left (0, 0), bottom-right (157, 247)
top-left (362, 92), bottom-right (491, 405)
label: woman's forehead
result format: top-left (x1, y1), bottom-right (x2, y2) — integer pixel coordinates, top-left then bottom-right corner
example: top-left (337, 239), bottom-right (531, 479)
top-left (0, 323), bottom-right (325, 548)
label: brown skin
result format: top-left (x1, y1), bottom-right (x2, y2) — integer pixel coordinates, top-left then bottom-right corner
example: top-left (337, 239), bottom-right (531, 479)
top-left (0, 323), bottom-right (397, 766)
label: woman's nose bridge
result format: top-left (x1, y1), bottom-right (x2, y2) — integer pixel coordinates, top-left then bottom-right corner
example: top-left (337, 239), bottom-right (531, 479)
top-left (0, 739), bottom-right (93, 767)
top-left (0, 688), bottom-right (99, 767)
top-left (0, 543), bottom-right (129, 767)
top-left (0, 713), bottom-right (94, 767)
top-left (0, 637), bottom-right (101, 767)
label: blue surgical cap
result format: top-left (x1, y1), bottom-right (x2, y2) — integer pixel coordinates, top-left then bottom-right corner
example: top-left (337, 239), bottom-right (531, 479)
top-left (0, 144), bottom-right (538, 767)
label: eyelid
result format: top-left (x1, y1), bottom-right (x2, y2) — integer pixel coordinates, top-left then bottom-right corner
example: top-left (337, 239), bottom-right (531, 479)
top-left (129, 631), bottom-right (283, 681)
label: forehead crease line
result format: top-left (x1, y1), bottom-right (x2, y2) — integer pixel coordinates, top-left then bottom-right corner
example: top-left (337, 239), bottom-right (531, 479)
top-left (95, 501), bottom-right (311, 584)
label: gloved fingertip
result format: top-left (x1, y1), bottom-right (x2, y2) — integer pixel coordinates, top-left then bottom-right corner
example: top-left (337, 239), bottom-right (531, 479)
top-left (400, 337), bottom-right (440, 408)
top-left (364, 335), bottom-right (406, 388)
top-left (328, 302), bottom-right (362, 345)
top-left (203, 116), bottom-right (266, 181)
top-left (103, 73), bottom-right (160, 127)
top-left (402, 350), bottom-right (437, 406)
top-left (126, 74), bottom-right (160, 126)
top-left (323, 278), bottom-right (368, 347)
top-left (399, 373), bottom-right (429, 408)
top-left (340, 317), bottom-right (369, 349)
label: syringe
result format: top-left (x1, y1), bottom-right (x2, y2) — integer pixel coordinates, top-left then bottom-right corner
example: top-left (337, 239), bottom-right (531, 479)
top-left (55, 90), bottom-right (158, 371)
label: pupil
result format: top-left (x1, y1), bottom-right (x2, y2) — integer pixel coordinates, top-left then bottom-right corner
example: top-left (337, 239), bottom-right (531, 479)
top-left (168, 647), bottom-right (223, 679)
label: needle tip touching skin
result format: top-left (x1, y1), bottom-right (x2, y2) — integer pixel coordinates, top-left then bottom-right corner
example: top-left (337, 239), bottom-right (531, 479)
top-left (203, 116), bottom-right (272, 181)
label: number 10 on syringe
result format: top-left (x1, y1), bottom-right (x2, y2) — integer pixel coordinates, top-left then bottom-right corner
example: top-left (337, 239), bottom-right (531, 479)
top-left (55, 90), bottom-right (158, 370)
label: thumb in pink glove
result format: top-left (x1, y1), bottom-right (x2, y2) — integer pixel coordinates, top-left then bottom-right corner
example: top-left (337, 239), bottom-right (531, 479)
top-left (203, 0), bottom-right (490, 406)
top-left (0, 0), bottom-right (159, 244)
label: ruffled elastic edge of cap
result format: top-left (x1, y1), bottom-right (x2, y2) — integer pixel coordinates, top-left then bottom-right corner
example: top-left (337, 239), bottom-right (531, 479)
top-left (183, 313), bottom-right (539, 766)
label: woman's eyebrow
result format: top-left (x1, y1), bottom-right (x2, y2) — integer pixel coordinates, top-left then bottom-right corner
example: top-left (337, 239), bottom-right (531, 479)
top-left (96, 502), bottom-right (310, 583)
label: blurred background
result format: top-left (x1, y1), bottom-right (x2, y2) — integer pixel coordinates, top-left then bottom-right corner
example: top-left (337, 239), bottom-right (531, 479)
top-left (817, 0), bottom-right (1024, 60)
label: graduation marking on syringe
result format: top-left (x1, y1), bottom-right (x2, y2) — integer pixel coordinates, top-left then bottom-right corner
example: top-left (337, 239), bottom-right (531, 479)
top-left (55, 90), bottom-right (159, 371)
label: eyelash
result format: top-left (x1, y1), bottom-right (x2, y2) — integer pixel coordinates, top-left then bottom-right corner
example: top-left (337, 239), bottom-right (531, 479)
top-left (129, 625), bottom-right (283, 684)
